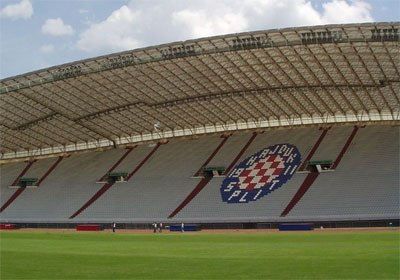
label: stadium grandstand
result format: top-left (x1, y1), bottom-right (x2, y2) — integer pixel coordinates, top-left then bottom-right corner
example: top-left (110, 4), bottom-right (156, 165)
top-left (0, 22), bottom-right (399, 229)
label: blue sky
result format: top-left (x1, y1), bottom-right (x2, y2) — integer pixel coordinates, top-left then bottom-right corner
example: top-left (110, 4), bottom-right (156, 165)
top-left (0, 0), bottom-right (398, 79)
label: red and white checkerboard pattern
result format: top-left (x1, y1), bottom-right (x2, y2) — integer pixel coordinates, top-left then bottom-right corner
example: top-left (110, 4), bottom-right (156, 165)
top-left (237, 155), bottom-right (285, 190)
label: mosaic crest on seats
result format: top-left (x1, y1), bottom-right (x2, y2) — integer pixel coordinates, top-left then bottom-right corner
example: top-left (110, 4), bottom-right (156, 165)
top-left (221, 143), bottom-right (301, 203)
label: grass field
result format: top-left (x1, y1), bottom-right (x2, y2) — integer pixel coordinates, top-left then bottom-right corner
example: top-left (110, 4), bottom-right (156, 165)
top-left (1, 230), bottom-right (399, 279)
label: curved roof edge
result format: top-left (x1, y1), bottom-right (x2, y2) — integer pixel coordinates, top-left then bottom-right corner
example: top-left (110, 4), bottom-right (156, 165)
top-left (1, 21), bottom-right (398, 84)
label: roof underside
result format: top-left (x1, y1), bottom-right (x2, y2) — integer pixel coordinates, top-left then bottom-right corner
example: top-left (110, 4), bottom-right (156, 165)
top-left (1, 22), bottom-right (399, 160)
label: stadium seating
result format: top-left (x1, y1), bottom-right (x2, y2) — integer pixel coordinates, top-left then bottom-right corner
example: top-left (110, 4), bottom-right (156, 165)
top-left (0, 161), bottom-right (27, 205)
top-left (76, 136), bottom-right (222, 222)
top-left (288, 125), bottom-right (399, 220)
top-left (0, 149), bottom-right (126, 221)
top-left (176, 127), bottom-right (319, 221)
top-left (0, 125), bottom-right (398, 223)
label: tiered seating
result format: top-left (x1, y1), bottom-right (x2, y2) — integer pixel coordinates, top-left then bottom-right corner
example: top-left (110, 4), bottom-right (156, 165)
top-left (280, 126), bottom-right (357, 216)
top-left (0, 149), bottom-right (127, 221)
top-left (0, 125), bottom-right (398, 223)
top-left (0, 161), bottom-right (27, 205)
top-left (76, 136), bottom-right (222, 222)
top-left (21, 158), bottom-right (59, 183)
top-left (176, 127), bottom-right (320, 221)
top-left (288, 125), bottom-right (399, 220)
top-left (310, 126), bottom-right (355, 162)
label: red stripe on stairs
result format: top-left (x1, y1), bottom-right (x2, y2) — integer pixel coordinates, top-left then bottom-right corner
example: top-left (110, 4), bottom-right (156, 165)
top-left (0, 188), bottom-right (25, 213)
top-left (37, 156), bottom-right (64, 186)
top-left (280, 126), bottom-right (360, 217)
top-left (194, 135), bottom-right (230, 177)
top-left (169, 133), bottom-right (257, 218)
top-left (69, 182), bottom-right (114, 219)
top-left (168, 177), bottom-right (212, 218)
top-left (126, 143), bottom-right (160, 181)
top-left (299, 129), bottom-right (329, 171)
top-left (11, 160), bottom-right (36, 186)
top-left (332, 126), bottom-right (359, 170)
top-left (0, 160), bottom-right (36, 213)
top-left (280, 172), bottom-right (319, 217)
top-left (223, 132), bottom-right (257, 175)
top-left (97, 146), bottom-right (136, 181)
top-left (70, 144), bottom-right (160, 219)
top-left (106, 146), bottom-right (136, 175)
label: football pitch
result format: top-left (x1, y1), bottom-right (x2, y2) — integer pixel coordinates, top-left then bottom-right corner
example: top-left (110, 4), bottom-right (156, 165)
top-left (1, 230), bottom-right (399, 279)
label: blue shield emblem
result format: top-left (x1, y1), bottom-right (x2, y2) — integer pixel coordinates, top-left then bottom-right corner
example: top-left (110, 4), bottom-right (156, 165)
top-left (221, 143), bottom-right (301, 203)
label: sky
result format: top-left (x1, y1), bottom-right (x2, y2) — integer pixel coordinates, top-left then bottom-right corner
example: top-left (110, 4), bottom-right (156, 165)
top-left (0, 0), bottom-right (398, 79)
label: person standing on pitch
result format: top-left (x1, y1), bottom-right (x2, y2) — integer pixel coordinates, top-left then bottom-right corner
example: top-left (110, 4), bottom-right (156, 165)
top-left (112, 222), bottom-right (116, 233)
top-left (181, 222), bottom-right (184, 232)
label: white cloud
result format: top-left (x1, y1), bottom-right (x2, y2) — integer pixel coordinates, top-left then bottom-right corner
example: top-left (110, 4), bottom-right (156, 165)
top-left (172, 0), bottom-right (373, 39)
top-left (76, 5), bottom-right (141, 53)
top-left (322, 0), bottom-right (373, 23)
top-left (39, 44), bottom-right (55, 53)
top-left (172, 10), bottom-right (248, 38)
top-left (79, 9), bottom-right (89, 14)
top-left (0, 0), bottom-right (33, 20)
top-left (41, 18), bottom-right (74, 36)
top-left (76, 0), bottom-right (374, 55)
top-left (170, 0), bottom-right (324, 38)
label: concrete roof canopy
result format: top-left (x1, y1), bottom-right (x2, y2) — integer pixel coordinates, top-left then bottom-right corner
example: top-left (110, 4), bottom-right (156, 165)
top-left (0, 22), bottom-right (399, 161)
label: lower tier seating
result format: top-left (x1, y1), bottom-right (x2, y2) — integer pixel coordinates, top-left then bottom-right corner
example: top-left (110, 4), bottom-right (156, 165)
top-left (0, 125), bottom-right (398, 223)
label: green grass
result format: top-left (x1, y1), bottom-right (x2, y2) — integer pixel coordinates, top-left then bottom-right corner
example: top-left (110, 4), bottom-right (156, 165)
top-left (1, 230), bottom-right (399, 279)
